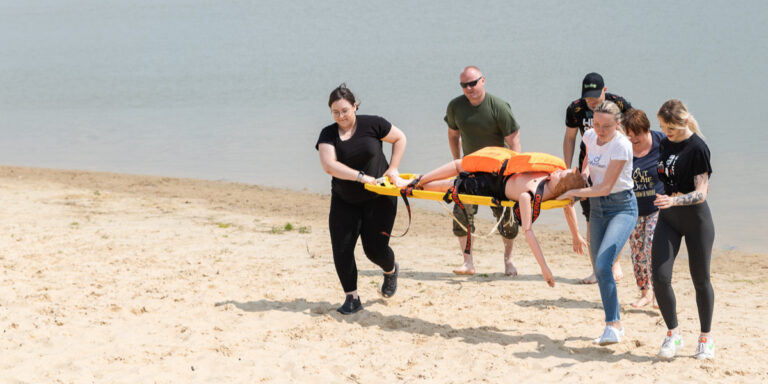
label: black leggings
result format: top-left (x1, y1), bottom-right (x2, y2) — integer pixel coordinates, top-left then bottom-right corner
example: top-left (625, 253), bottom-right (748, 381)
top-left (329, 194), bottom-right (397, 293)
top-left (651, 202), bottom-right (715, 332)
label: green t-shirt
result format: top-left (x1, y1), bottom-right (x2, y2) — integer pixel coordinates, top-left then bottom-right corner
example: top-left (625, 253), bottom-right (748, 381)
top-left (444, 92), bottom-right (519, 156)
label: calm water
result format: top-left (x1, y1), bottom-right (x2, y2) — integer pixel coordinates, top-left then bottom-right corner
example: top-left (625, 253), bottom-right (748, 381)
top-left (1, 1), bottom-right (766, 252)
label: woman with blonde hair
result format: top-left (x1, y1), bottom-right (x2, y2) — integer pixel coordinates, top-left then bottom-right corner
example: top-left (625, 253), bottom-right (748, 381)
top-left (557, 100), bottom-right (638, 346)
top-left (652, 99), bottom-right (715, 360)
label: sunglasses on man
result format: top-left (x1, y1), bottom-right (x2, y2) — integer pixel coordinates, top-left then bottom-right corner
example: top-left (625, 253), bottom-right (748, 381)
top-left (460, 76), bottom-right (483, 88)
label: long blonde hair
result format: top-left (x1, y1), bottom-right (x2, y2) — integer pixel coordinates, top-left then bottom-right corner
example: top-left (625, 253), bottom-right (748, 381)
top-left (657, 99), bottom-right (703, 138)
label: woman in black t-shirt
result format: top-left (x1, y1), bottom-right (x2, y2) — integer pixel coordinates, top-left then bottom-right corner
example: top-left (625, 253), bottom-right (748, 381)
top-left (651, 99), bottom-right (715, 360)
top-left (315, 84), bottom-right (407, 315)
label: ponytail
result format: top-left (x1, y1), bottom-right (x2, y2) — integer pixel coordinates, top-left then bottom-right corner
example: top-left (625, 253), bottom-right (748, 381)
top-left (686, 113), bottom-right (703, 138)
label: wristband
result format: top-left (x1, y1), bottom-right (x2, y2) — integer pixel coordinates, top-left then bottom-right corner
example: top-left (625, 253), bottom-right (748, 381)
top-left (357, 170), bottom-right (365, 183)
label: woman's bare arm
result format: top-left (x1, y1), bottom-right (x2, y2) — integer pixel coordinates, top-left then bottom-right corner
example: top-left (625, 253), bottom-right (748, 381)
top-left (519, 192), bottom-right (555, 287)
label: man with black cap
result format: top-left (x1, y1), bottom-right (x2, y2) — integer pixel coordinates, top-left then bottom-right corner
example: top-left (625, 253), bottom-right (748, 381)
top-left (563, 72), bottom-right (632, 284)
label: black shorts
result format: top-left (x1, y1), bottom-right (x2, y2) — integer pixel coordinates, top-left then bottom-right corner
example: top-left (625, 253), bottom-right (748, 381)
top-left (455, 172), bottom-right (502, 197)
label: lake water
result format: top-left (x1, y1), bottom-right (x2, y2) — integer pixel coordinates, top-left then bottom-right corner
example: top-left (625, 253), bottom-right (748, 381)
top-left (1, 1), bottom-right (766, 252)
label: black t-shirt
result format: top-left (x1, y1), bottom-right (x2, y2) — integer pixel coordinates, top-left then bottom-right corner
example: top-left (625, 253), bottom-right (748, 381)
top-left (315, 115), bottom-right (392, 203)
top-left (657, 133), bottom-right (712, 195)
top-left (565, 93), bottom-right (632, 169)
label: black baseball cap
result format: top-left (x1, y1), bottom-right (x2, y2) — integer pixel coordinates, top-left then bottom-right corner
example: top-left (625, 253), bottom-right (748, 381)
top-left (581, 72), bottom-right (604, 98)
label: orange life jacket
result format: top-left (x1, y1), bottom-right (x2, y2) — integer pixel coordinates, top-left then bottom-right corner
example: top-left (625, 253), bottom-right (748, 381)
top-left (461, 147), bottom-right (566, 176)
top-left (459, 147), bottom-right (568, 235)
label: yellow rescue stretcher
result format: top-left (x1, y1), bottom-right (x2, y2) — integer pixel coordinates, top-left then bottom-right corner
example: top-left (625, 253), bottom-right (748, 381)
top-left (365, 173), bottom-right (571, 209)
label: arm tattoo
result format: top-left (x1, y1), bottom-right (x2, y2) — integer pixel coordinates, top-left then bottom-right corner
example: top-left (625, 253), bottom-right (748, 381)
top-left (672, 173), bottom-right (708, 206)
top-left (672, 191), bottom-right (704, 206)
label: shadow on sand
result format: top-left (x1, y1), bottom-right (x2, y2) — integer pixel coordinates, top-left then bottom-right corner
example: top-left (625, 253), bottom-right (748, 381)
top-left (215, 297), bottom-right (655, 363)
top-left (357, 268), bottom-right (585, 286)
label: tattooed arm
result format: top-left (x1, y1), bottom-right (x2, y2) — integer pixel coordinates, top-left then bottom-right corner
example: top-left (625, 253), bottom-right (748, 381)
top-left (673, 172), bottom-right (709, 205)
top-left (654, 173), bottom-right (709, 209)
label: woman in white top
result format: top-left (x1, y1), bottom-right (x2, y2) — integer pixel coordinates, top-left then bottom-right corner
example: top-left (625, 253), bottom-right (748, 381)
top-left (558, 100), bottom-right (638, 346)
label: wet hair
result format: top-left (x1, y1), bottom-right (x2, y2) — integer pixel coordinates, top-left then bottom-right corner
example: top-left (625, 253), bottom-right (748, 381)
top-left (593, 100), bottom-right (626, 135)
top-left (550, 169), bottom-right (586, 199)
top-left (328, 83), bottom-right (358, 108)
top-left (657, 99), bottom-right (703, 138)
top-left (623, 108), bottom-right (651, 136)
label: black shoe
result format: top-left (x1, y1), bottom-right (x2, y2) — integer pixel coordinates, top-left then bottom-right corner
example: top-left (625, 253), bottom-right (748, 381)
top-left (336, 294), bottom-right (362, 315)
top-left (381, 262), bottom-right (399, 298)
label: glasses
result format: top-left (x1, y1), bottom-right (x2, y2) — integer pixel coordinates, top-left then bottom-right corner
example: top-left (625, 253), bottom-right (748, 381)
top-left (332, 108), bottom-right (352, 118)
top-left (460, 76), bottom-right (483, 88)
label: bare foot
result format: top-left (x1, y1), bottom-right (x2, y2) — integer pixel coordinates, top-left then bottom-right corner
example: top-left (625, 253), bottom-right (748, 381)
top-left (631, 288), bottom-right (654, 308)
top-left (580, 273), bottom-right (597, 284)
top-left (631, 295), bottom-right (652, 308)
top-left (504, 261), bottom-right (518, 277)
top-left (613, 264), bottom-right (624, 281)
top-left (453, 263), bottom-right (475, 275)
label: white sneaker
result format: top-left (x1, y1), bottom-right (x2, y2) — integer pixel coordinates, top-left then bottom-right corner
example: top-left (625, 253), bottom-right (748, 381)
top-left (593, 326), bottom-right (625, 345)
top-left (657, 331), bottom-right (684, 359)
top-left (694, 336), bottom-right (715, 360)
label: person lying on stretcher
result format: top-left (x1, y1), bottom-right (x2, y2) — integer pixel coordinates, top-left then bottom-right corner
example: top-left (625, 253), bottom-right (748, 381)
top-left (394, 154), bottom-right (588, 287)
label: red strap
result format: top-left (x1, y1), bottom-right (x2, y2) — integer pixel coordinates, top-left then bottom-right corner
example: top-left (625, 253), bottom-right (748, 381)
top-left (512, 178), bottom-right (547, 224)
top-left (382, 189), bottom-right (411, 238)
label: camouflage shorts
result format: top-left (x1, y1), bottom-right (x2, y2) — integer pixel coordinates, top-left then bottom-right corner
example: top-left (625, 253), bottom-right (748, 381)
top-left (452, 204), bottom-right (519, 239)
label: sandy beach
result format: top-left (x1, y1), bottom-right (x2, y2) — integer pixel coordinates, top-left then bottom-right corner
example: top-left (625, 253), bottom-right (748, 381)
top-left (1, 166), bottom-right (766, 383)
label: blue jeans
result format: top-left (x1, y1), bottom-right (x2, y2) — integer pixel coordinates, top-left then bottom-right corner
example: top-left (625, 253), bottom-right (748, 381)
top-left (589, 190), bottom-right (638, 322)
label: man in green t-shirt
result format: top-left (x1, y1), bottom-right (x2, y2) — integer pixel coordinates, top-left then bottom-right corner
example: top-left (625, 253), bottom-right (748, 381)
top-left (444, 66), bottom-right (521, 276)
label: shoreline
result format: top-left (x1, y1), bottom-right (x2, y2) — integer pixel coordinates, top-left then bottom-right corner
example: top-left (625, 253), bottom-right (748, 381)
top-left (4, 164), bottom-right (758, 254)
top-left (1, 165), bottom-right (766, 382)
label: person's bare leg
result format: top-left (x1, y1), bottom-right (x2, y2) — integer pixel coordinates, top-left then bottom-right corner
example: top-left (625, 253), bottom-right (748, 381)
top-left (631, 287), bottom-right (654, 308)
top-left (581, 222), bottom-right (597, 284)
top-left (502, 237), bottom-right (517, 276)
top-left (453, 236), bottom-right (475, 275)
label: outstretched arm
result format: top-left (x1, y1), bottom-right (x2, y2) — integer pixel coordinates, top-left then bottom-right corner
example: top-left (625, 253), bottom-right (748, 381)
top-left (399, 159), bottom-right (464, 191)
top-left (558, 159), bottom-right (626, 200)
top-left (519, 192), bottom-right (555, 287)
top-left (563, 203), bottom-right (586, 255)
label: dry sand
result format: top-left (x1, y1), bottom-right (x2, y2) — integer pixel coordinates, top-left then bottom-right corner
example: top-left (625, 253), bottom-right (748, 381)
top-left (1, 166), bottom-right (766, 383)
